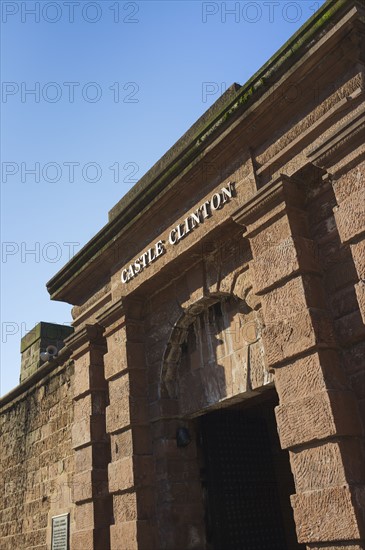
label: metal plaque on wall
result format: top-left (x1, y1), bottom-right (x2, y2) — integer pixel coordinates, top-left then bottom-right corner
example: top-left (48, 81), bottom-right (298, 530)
top-left (51, 513), bottom-right (69, 550)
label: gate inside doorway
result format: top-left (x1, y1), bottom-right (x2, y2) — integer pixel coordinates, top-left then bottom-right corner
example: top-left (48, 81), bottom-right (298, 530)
top-left (199, 393), bottom-right (304, 550)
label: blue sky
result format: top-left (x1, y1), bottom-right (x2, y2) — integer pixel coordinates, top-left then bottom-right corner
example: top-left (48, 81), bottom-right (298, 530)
top-left (1, 0), bottom-right (326, 395)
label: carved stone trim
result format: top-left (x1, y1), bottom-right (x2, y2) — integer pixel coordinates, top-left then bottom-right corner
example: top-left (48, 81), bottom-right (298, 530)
top-left (64, 324), bottom-right (104, 353)
top-left (307, 104), bottom-right (365, 170)
top-left (232, 174), bottom-right (304, 230)
top-left (96, 298), bottom-right (125, 329)
top-left (257, 88), bottom-right (363, 180)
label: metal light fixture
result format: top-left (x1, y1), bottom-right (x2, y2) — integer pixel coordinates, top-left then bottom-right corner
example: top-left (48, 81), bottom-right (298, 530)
top-left (176, 427), bottom-right (191, 448)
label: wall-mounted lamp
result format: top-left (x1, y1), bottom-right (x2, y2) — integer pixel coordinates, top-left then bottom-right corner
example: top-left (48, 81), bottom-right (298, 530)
top-left (40, 345), bottom-right (59, 362)
top-left (176, 427), bottom-right (191, 448)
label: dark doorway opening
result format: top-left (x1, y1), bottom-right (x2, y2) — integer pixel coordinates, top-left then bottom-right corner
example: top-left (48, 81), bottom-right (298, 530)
top-left (199, 392), bottom-right (304, 550)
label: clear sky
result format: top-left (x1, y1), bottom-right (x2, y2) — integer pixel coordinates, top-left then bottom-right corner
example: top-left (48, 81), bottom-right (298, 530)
top-left (1, 0), bottom-right (326, 396)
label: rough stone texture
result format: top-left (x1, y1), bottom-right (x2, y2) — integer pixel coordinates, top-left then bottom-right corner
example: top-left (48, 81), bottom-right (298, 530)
top-left (355, 280), bottom-right (365, 324)
top-left (253, 235), bottom-right (321, 295)
top-left (0, 361), bottom-right (75, 550)
top-left (334, 189), bottom-right (365, 245)
top-left (262, 307), bottom-right (336, 368)
top-left (291, 486), bottom-right (365, 543)
top-left (160, 294), bottom-right (270, 416)
top-left (289, 439), bottom-right (365, 492)
top-left (350, 241), bottom-right (365, 281)
top-left (275, 389), bottom-right (362, 449)
top-left (274, 351), bottom-right (347, 404)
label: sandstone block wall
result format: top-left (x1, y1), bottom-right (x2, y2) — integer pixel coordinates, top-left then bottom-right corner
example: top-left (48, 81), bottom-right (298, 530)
top-left (0, 360), bottom-right (75, 550)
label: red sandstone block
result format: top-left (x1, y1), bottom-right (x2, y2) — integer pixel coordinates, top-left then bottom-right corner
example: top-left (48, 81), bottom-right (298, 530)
top-left (273, 350), bottom-right (347, 404)
top-left (334, 189), bottom-right (365, 244)
top-left (104, 340), bottom-right (146, 380)
top-left (108, 370), bottom-right (147, 404)
top-left (74, 395), bottom-right (92, 422)
top-left (332, 160), bottom-right (365, 204)
top-left (108, 373), bottom-right (130, 402)
top-left (72, 414), bottom-right (106, 450)
top-left (111, 427), bottom-right (151, 461)
top-left (275, 389), bottom-right (362, 449)
top-left (289, 439), bottom-right (365, 493)
top-left (106, 397), bottom-right (147, 434)
top-left (72, 418), bottom-right (90, 449)
top-left (250, 214), bottom-right (293, 257)
top-left (108, 457), bottom-right (134, 493)
top-left (104, 348), bottom-right (127, 380)
top-left (110, 520), bottom-right (155, 550)
top-left (328, 283), bottom-right (360, 320)
top-left (291, 486), bottom-right (364, 543)
top-left (350, 241), bottom-right (365, 280)
top-left (355, 281), bottom-right (365, 324)
top-left (75, 501), bottom-right (95, 531)
top-left (74, 365), bottom-right (106, 398)
top-left (73, 355), bottom-right (92, 397)
top-left (108, 455), bottom-right (154, 494)
top-left (113, 492), bottom-right (138, 522)
top-left (71, 529), bottom-right (94, 549)
top-left (113, 487), bottom-right (154, 522)
top-left (72, 469), bottom-right (108, 503)
top-left (106, 402), bottom-right (130, 434)
top-left (334, 309), bottom-right (365, 346)
top-left (262, 308), bottom-right (335, 368)
top-left (75, 446), bottom-right (93, 473)
top-left (252, 236), bottom-right (320, 294)
top-left (262, 274), bottom-right (327, 324)
top-left (342, 340), bottom-right (365, 375)
top-left (111, 430), bottom-right (133, 461)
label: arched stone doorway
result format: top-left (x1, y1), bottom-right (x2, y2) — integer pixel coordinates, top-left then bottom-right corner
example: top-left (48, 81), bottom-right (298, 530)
top-left (158, 294), bottom-right (303, 550)
top-left (161, 293), bottom-right (269, 410)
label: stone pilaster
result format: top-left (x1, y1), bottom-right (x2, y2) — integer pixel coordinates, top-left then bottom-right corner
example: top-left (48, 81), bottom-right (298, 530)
top-left (65, 325), bottom-right (112, 550)
top-left (307, 78), bottom-right (365, 442)
top-left (97, 298), bottom-right (155, 550)
top-left (233, 175), bottom-right (365, 549)
top-left (306, 55), bottom-right (365, 324)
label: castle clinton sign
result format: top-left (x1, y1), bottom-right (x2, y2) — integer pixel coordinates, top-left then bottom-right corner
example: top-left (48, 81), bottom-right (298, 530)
top-left (121, 182), bottom-right (234, 283)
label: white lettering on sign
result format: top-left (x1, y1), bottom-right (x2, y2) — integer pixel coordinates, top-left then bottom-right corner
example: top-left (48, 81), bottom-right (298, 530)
top-left (121, 182), bottom-right (234, 283)
top-left (51, 514), bottom-right (69, 550)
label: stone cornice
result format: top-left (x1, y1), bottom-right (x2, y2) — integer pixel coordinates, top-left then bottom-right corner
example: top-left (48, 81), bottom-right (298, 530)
top-left (307, 103), bottom-right (365, 171)
top-left (232, 174), bottom-right (303, 230)
top-left (64, 324), bottom-right (104, 353)
top-left (96, 298), bottom-right (125, 329)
